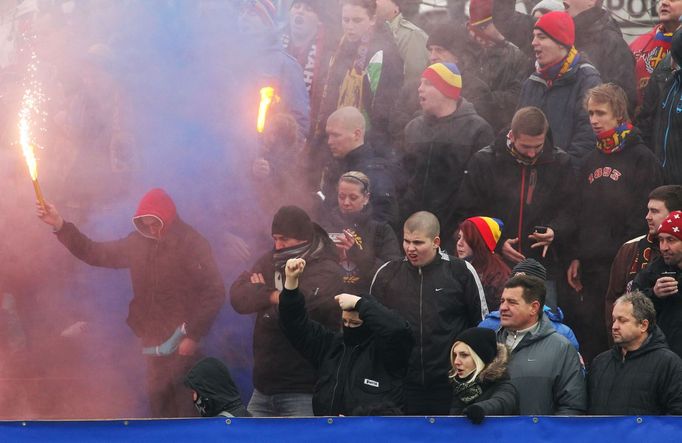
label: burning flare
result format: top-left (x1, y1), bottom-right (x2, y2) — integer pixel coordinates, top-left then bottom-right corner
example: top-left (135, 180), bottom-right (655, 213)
top-left (256, 86), bottom-right (278, 133)
top-left (18, 50), bottom-right (47, 208)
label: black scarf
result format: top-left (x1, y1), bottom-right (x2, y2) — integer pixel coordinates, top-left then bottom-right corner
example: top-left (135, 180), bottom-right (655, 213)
top-left (451, 373), bottom-right (483, 404)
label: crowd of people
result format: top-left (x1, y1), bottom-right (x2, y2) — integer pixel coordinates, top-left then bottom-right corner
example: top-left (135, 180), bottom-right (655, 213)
top-left (4, 0), bottom-right (682, 421)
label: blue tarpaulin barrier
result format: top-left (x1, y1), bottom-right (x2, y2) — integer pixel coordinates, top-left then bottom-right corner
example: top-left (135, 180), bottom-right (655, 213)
top-left (1, 416), bottom-right (682, 442)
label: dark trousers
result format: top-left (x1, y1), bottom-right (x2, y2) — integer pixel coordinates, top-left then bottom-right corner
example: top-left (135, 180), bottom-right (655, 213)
top-left (559, 262), bottom-right (611, 366)
top-left (145, 353), bottom-right (200, 418)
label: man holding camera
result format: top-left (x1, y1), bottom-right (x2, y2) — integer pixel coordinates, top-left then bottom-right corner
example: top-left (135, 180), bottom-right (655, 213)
top-left (632, 211), bottom-right (682, 358)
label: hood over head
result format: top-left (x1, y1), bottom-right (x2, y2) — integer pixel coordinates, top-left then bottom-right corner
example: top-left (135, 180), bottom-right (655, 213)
top-left (132, 188), bottom-right (177, 239)
top-left (184, 357), bottom-right (249, 417)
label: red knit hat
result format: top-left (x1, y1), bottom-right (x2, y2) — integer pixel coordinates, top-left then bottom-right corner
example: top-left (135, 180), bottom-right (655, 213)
top-left (534, 11), bottom-right (575, 48)
top-left (469, 0), bottom-right (493, 26)
top-left (659, 211), bottom-right (682, 241)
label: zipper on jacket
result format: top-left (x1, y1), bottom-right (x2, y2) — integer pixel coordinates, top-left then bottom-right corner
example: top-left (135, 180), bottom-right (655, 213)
top-left (517, 166), bottom-right (527, 253)
top-left (419, 267), bottom-right (424, 385)
top-left (526, 168), bottom-right (537, 205)
top-left (661, 77), bottom-right (680, 168)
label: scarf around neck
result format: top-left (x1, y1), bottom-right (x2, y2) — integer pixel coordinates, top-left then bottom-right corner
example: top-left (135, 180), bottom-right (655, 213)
top-left (537, 46), bottom-right (580, 87)
top-left (596, 122), bottom-right (633, 154)
top-left (451, 373), bottom-right (483, 404)
top-left (506, 130), bottom-right (542, 166)
top-left (334, 31), bottom-right (373, 109)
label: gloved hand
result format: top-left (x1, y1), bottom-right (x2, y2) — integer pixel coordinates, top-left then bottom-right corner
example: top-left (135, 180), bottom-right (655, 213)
top-left (463, 404), bottom-right (485, 425)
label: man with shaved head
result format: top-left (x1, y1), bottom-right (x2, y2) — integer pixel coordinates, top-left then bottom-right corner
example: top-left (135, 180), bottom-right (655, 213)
top-left (318, 106), bottom-right (399, 227)
top-left (370, 211), bottom-right (488, 414)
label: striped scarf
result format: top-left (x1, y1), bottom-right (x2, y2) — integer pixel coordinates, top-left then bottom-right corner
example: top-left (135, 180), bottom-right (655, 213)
top-left (596, 122), bottom-right (633, 154)
top-left (537, 46), bottom-right (580, 88)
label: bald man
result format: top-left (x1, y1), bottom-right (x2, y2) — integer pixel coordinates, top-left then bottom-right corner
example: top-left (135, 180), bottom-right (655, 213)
top-left (318, 106), bottom-right (399, 228)
top-left (370, 211), bottom-right (488, 415)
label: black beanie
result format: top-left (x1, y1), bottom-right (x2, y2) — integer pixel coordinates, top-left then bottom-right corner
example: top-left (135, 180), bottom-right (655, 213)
top-left (456, 327), bottom-right (497, 365)
top-left (272, 206), bottom-right (314, 241)
top-left (672, 29), bottom-right (682, 67)
top-left (511, 258), bottom-right (547, 281)
top-left (426, 23), bottom-right (469, 54)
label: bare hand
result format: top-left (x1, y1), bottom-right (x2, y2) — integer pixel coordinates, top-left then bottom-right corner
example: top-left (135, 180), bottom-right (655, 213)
top-left (654, 277), bottom-right (679, 298)
top-left (37, 201), bottom-right (64, 230)
top-left (529, 227), bottom-right (554, 258)
top-left (284, 258), bottom-right (306, 290)
top-left (335, 293), bottom-right (361, 311)
top-left (567, 259), bottom-right (583, 292)
top-left (285, 258), bottom-right (306, 278)
top-left (178, 337), bottom-right (198, 356)
top-left (501, 238), bottom-right (525, 264)
top-left (252, 158), bottom-right (271, 178)
top-left (250, 273), bottom-right (266, 284)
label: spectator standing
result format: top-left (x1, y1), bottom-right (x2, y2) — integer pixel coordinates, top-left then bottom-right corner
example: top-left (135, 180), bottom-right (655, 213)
top-left (402, 62), bottom-right (493, 244)
top-left (370, 211), bottom-right (488, 415)
top-left (567, 83), bottom-right (663, 363)
top-left (517, 11), bottom-right (602, 169)
top-left (229, 206), bottom-right (343, 416)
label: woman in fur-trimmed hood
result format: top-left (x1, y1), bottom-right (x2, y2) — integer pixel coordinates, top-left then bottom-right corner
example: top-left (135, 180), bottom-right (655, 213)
top-left (449, 327), bottom-right (519, 423)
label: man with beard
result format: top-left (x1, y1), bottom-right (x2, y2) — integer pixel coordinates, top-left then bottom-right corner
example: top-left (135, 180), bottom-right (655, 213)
top-left (633, 210), bottom-right (682, 357)
top-left (279, 257), bottom-right (413, 415)
top-left (230, 206), bottom-right (343, 416)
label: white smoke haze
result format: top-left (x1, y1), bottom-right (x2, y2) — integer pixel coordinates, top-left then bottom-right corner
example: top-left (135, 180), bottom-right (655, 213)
top-left (0, 0), bottom-right (289, 419)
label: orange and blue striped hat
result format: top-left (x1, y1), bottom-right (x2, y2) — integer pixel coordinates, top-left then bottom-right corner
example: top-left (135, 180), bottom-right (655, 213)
top-left (422, 62), bottom-right (462, 100)
top-left (467, 216), bottom-right (504, 253)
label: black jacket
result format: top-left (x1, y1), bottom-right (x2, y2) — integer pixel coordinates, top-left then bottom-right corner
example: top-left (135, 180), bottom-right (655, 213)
top-left (492, 2), bottom-right (636, 106)
top-left (456, 132), bottom-right (576, 274)
top-left (185, 357), bottom-right (250, 417)
top-left (279, 288), bottom-right (413, 415)
top-left (56, 219), bottom-right (225, 345)
top-left (572, 129), bottom-right (663, 264)
top-left (370, 252), bottom-right (488, 388)
top-left (632, 256), bottom-right (682, 358)
top-left (449, 344), bottom-right (519, 416)
top-left (638, 66), bottom-right (682, 184)
top-left (588, 326), bottom-right (682, 415)
top-left (518, 59), bottom-right (602, 169)
top-left (229, 227), bottom-right (344, 395)
top-left (402, 99), bottom-right (494, 238)
top-left (319, 207), bottom-right (402, 294)
top-left (319, 143), bottom-right (400, 228)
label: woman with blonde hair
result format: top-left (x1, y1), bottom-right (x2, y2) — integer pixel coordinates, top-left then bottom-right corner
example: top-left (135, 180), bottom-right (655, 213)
top-left (449, 327), bottom-right (518, 424)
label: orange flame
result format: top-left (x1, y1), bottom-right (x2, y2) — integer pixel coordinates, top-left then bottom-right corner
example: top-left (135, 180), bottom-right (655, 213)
top-left (257, 86), bottom-right (277, 133)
